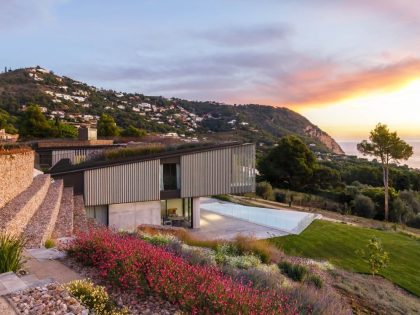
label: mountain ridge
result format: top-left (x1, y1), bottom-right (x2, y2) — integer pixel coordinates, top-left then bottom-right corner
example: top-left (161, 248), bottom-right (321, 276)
top-left (0, 67), bottom-right (344, 154)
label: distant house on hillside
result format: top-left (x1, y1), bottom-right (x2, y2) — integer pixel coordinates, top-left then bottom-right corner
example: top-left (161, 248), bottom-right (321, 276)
top-left (0, 129), bottom-right (18, 142)
top-left (48, 142), bottom-right (256, 231)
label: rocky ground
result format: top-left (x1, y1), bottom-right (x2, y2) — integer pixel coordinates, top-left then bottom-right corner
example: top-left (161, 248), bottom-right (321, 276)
top-left (62, 258), bottom-right (182, 315)
top-left (8, 282), bottom-right (88, 315)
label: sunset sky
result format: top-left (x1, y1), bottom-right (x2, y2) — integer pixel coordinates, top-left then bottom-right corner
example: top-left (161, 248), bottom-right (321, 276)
top-left (1, 0), bottom-right (420, 139)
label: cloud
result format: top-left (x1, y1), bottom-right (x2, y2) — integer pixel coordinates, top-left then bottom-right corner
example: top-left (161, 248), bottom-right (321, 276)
top-left (198, 24), bottom-right (292, 46)
top-left (269, 58), bottom-right (420, 107)
top-left (0, 0), bottom-right (61, 30)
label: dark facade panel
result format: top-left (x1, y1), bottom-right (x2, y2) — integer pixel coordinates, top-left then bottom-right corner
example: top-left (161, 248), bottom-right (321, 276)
top-left (84, 159), bottom-right (160, 206)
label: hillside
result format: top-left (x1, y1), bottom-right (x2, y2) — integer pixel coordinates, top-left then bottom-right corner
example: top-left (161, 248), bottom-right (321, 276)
top-left (0, 67), bottom-right (344, 154)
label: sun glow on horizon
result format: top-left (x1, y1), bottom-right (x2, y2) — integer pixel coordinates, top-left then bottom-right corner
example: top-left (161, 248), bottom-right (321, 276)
top-left (297, 79), bottom-right (420, 139)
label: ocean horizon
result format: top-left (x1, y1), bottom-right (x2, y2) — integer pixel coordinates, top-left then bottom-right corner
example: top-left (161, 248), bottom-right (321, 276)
top-left (337, 140), bottom-right (420, 170)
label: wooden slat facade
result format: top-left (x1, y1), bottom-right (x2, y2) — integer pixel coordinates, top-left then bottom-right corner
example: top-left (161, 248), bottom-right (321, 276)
top-left (84, 159), bottom-right (160, 206)
top-left (181, 147), bottom-right (233, 198)
top-left (181, 143), bottom-right (256, 197)
top-left (83, 143), bottom-right (256, 206)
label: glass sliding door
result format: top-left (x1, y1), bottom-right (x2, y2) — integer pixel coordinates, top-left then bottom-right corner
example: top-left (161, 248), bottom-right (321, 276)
top-left (161, 198), bottom-right (192, 228)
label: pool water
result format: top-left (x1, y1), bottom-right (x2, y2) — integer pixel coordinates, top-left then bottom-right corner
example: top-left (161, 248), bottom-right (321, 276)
top-left (201, 202), bottom-right (318, 234)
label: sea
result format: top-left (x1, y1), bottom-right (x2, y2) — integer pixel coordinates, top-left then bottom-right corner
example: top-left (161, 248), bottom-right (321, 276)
top-left (337, 140), bottom-right (420, 170)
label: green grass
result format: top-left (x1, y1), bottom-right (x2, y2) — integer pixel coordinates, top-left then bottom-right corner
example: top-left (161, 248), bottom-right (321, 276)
top-left (269, 220), bottom-right (420, 296)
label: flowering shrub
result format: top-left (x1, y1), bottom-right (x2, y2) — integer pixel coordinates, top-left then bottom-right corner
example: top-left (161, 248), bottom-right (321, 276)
top-left (68, 227), bottom-right (300, 315)
top-left (66, 279), bottom-right (129, 315)
top-left (139, 232), bottom-right (177, 246)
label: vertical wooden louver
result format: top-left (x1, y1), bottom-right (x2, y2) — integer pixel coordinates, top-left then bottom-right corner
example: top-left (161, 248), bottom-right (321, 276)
top-left (84, 159), bottom-right (160, 206)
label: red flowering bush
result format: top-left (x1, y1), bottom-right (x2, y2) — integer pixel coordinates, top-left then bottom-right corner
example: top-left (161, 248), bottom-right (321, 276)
top-left (68, 227), bottom-right (301, 315)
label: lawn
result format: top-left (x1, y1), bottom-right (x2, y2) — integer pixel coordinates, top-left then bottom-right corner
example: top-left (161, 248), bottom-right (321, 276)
top-left (269, 220), bottom-right (420, 296)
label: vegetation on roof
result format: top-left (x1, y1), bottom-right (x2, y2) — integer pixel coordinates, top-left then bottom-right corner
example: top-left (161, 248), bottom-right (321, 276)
top-left (0, 143), bottom-right (31, 156)
top-left (102, 141), bottom-right (227, 161)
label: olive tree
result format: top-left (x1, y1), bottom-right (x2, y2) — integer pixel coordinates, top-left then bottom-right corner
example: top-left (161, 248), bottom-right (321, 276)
top-left (358, 124), bottom-right (413, 220)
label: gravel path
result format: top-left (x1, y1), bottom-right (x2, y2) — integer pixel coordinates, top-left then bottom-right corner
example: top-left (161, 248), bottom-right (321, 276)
top-left (8, 282), bottom-right (88, 315)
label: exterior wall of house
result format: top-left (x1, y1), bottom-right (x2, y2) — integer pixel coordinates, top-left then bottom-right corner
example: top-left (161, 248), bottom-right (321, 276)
top-left (84, 159), bottom-right (160, 206)
top-left (192, 197), bottom-right (201, 228)
top-left (51, 148), bottom-right (104, 167)
top-left (83, 143), bottom-right (255, 207)
top-left (180, 143), bottom-right (255, 197)
top-left (181, 147), bottom-right (232, 197)
top-left (230, 144), bottom-right (256, 194)
top-left (109, 200), bottom-right (161, 231)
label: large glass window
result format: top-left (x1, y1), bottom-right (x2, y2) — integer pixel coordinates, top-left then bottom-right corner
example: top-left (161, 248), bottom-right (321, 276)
top-left (86, 205), bottom-right (108, 226)
top-left (161, 198), bottom-right (192, 228)
top-left (160, 163), bottom-right (180, 190)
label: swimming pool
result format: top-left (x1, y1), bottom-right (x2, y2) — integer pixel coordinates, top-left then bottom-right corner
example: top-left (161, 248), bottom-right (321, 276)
top-left (201, 202), bottom-right (318, 234)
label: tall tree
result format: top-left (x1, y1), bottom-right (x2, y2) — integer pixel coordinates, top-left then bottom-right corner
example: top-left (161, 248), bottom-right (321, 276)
top-left (357, 123), bottom-right (413, 220)
top-left (97, 114), bottom-right (120, 137)
top-left (259, 135), bottom-right (316, 190)
top-left (19, 104), bottom-right (53, 138)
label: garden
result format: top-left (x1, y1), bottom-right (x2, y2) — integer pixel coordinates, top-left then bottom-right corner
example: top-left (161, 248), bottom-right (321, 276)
top-left (64, 225), bottom-right (351, 315)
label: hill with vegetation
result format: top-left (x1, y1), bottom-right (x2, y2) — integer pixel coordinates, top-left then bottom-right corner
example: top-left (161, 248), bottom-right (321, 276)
top-left (0, 66), bottom-right (344, 154)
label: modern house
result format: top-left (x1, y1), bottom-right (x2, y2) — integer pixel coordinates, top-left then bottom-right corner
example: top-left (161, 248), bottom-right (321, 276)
top-left (48, 142), bottom-right (256, 230)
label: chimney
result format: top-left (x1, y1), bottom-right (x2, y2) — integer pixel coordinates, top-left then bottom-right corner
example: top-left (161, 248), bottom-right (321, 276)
top-left (78, 127), bottom-right (97, 141)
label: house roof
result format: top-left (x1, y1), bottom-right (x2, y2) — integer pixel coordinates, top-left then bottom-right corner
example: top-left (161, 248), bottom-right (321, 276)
top-left (48, 141), bottom-right (250, 175)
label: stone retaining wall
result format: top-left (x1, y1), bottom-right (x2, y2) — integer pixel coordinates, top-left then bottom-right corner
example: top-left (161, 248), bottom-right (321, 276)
top-left (0, 150), bottom-right (34, 209)
top-left (0, 174), bottom-right (50, 237)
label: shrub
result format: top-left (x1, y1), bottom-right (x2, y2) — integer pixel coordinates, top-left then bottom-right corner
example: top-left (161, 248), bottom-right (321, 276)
top-left (407, 214), bottom-right (420, 228)
top-left (353, 194), bottom-right (376, 218)
top-left (180, 245), bottom-right (217, 266)
top-left (256, 181), bottom-right (273, 200)
top-left (66, 279), bottom-right (129, 315)
top-left (104, 144), bottom-right (165, 160)
top-left (278, 261), bottom-right (309, 282)
top-left (44, 239), bottom-right (55, 249)
top-left (69, 227), bottom-right (299, 314)
top-left (356, 237), bottom-right (389, 276)
top-left (212, 194), bottom-right (231, 202)
top-left (274, 190), bottom-right (287, 203)
top-left (307, 274), bottom-right (323, 289)
top-left (219, 253), bottom-right (261, 269)
top-left (225, 264), bottom-right (285, 291)
top-left (232, 235), bottom-right (281, 263)
top-left (0, 233), bottom-right (25, 273)
top-left (139, 233), bottom-right (176, 246)
top-left (391, 197), bottom-right (413, 224)
top-left (136, 226), bottom-right (282, 263)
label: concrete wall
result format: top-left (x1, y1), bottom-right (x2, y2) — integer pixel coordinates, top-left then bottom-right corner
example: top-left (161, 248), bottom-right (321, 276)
top-left (109, 200), bottom-right (161, 231)
top-left (193, 197), bottom-right (200, 228)
top-left (0, 150), bottom-right (34, 209)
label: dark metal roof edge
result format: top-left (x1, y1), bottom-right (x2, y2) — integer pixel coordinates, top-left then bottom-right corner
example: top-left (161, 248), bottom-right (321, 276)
top-left (48, 142), bottom-right (254, 175)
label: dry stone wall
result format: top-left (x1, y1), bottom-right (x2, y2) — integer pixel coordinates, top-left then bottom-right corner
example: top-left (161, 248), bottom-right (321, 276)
top-left (0, 150), bottom-right (34, 209)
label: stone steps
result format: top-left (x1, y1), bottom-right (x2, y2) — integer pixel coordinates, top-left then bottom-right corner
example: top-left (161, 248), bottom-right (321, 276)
top-left (73, 195), bottom-right (88, 233)
top-left (0, 175), bottom-right (51, 237)
top-left (52, 187), bottom-right (74, 239)
top-left (23, 180), bottom-right (63, 248)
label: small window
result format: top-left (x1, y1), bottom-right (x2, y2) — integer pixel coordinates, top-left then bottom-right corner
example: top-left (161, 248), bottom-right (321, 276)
top-left (161, 163), bottom-right (180, 190)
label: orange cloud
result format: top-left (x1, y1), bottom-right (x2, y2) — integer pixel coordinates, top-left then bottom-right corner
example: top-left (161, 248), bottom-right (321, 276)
top-left (224, 58), bottom-right (420, 110)
top-left (287, 58), bottom-right (420, 108)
